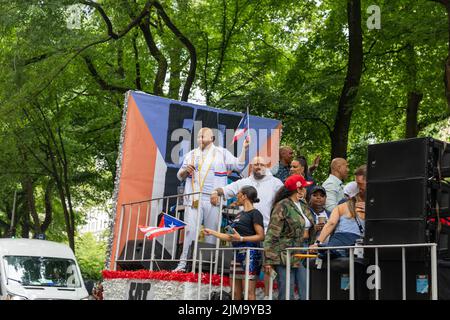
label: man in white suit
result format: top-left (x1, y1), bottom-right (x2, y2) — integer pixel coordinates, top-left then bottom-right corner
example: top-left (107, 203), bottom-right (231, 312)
top-left (174, 127), bottom-right (249, 272)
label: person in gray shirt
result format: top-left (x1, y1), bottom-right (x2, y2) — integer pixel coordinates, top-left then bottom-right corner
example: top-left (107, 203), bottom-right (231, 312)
top-left (321, 158), bottom-right (349, 212)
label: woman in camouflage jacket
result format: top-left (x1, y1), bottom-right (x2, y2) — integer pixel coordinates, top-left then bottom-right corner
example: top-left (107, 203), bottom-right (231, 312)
top-left (264, 174), bottom-right (316, 300)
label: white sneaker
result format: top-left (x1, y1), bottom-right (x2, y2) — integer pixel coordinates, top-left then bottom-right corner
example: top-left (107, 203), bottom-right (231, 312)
top-left (173, 264), bottom-right (186, 272)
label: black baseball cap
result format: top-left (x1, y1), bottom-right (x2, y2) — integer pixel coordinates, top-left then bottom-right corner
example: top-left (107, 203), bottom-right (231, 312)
top-left (310, 185), bottom-right (326, 196)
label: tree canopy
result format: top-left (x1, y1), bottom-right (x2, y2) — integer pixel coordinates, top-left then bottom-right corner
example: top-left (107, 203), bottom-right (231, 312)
top-left (1, 0), bottom-right (450, 248)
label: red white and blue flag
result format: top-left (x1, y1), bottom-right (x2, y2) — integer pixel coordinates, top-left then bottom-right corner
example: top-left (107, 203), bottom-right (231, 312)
top-left (232, 111), bottom-right (249, 143)
top-left (139, 213), bottom-right (186, 240)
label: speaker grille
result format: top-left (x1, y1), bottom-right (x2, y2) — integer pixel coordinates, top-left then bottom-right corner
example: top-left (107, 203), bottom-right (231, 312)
top-left (366, 178), bottom-right (428, 220)
top-left (367, 138), bottom-right (430, 181)
top-left (364, 219), bottom-right (427, 245)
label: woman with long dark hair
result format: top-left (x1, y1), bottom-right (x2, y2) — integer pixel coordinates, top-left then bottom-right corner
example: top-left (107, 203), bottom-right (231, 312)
top-left (264, 174), bottom-right (315, 300)
top-left (203, 185), bottom-right (264, 300)
top-left (290, 156), bottom-right (316, 198)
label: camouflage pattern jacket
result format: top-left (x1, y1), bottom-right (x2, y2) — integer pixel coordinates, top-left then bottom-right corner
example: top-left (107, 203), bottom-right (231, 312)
top-left (264, 198), bottom-right (316, 267)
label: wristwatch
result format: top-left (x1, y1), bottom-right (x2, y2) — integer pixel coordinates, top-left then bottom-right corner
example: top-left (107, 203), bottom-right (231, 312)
top-left (315, 240), bottom-right (321, 245)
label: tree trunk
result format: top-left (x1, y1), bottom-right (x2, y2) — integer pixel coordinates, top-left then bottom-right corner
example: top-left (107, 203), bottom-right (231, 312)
top-left (433, 0), bottom-right (450, 110)
top-left (168, 42), bottom-right (182, 99)
top-left (132, 31), bottom-right (142, 90)
top-left (83, 55), bottom-right (130, 93)
top-left (404, 41), bottom-right (422, 138)
top-left (330, 0), bottom-right (363, 159)
top-left (445, 2), bottom-right (450, 110)
top-left (139, 13), bottom-right (168, 96)
top-left (54, 174), bottom-right (75, 251)
top-left (21, 177), bottom-right (42, 236)
top-left (153, 0), bottom-right (197, 101)
top-left (405, 91), bottom-right (423, 138)
top-left (47, 151), bottom-right (74, 250)
top-left (20, 198), bottom-right (31, 239)
top-left (41, 180), bottom-right (54, 232)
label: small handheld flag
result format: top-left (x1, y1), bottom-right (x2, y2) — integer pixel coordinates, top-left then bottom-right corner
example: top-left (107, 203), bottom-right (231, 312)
top-left (139, 213), bottom-right (186, 240)
top-left (232, 109), bottom-right (250, 143)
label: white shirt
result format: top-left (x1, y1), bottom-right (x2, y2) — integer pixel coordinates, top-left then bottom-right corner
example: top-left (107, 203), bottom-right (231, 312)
top-left (221, 171), bottom-right (284, 232)
top-left (293, 201), bottom-right (312, 230)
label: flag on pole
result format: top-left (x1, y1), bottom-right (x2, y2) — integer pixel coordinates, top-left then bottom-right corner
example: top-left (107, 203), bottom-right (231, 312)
top-left (138, 213), bottom-right (186, 240)
top-left (232, 109), bottom-right (250, 143)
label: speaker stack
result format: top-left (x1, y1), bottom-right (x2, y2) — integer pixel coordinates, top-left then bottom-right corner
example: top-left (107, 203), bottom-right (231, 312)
top-left (117, 239), bottom-right (175, 271)
top-left (364, 137), bottom-right (450, 299)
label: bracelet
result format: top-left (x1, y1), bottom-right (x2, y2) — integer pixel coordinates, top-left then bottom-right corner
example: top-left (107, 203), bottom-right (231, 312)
top-left (240, 236), bottom-right (244, 242)
top-left (315, 240), bottom-right (321, 245)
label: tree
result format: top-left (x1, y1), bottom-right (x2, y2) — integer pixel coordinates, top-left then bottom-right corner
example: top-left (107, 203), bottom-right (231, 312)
top-left (331, 0), bottom-right (363, 159)
top-left (430, 0), bottom-right (450, 111)
top-left (75, 232), bottom-right (107, 280)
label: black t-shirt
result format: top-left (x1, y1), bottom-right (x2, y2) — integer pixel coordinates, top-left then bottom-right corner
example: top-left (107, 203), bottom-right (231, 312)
top-left (231, 209), bottom-right (264, 237)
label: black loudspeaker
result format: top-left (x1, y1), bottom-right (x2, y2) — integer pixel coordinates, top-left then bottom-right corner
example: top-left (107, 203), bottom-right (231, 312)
top-left (366, 258), bottom-right (450, 300)
top-left (309, 258), bottom-right (369, 300)
top-left (438, 225), bottom-right (450, 259)
top-left (366, 137), bottom-right (450, 181)
top-left (366, 179), bottom-right (450, 221)
top-left (439, 260), bottom-right (450, 300)
top-left (365, 137), bottom-right (450, 258)
top-left (364, 220), bottom-right (429, 245)
top-left (186, 242), bottom-right (234, 274)
top-left (117, 240), bottom-right (176, 271)
top-left (367, 260), bottom-right (432, 300)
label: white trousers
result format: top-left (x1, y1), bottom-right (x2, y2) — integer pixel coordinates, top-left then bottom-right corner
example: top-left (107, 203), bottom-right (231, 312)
top-left (179, 200), bottom-right (220, 263)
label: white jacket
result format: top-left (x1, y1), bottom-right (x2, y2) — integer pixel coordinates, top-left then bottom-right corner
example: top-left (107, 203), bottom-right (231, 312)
top-left (221, 171), bottom-right (284, 231)
top-left (177, 144), bottom-right (245, 205)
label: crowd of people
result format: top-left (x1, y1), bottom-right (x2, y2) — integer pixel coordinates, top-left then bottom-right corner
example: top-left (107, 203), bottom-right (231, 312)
top-left (174, 128), bottom-right (367, 300)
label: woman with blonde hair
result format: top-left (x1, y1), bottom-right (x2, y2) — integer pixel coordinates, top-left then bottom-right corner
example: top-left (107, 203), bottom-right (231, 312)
top-left (310, 165), bottom-right (367, 257)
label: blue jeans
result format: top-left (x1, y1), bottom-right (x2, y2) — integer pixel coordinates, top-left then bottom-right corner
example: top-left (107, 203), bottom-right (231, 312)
top-left (297, 240), bottom-right (310, 300)
top-left (297, 259), bottom-right (307, 300)
top-left (320, 232), bottom-right (360, 258)
top-left (275, 265), bottom-right (306, 300)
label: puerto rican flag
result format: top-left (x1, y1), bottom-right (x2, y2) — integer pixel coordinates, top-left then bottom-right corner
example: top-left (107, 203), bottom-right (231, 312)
top-left (139, 213), bottom-right (186, 240)
top-left (232, 111), bottom-right (249, 143)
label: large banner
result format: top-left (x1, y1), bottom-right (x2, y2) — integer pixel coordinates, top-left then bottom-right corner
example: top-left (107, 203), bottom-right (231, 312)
top-left (109, 91), bottom-right (281, 269)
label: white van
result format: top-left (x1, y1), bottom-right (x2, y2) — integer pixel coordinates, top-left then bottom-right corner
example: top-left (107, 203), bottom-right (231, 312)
top-left (0, 238), bottom-right (89, 300)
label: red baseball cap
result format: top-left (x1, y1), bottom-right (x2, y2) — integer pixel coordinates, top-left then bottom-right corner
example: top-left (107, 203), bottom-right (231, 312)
top-left (284, 174), bottom-right (313, 191)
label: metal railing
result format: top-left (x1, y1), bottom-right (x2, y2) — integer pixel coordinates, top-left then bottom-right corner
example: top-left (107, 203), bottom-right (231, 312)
top-left (196, 243), bottom-right (438, 300)
top-left (285, 243), bottom-right (438, 300)
top-left (197, 247), bottom-right (275, 300)
top-left (113, 192), bottom-right (224, 273)
top-left (112, 191), bottom-right (440, 301)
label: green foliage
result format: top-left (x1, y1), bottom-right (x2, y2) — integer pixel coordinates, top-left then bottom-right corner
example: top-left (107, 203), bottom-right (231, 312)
top-left (1, 0), bottom-right (450, 245)
top-left (74, 232), bottom-right (107, 281)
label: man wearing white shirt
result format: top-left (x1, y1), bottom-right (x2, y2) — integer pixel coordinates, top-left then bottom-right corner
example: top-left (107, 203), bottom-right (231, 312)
top-left (322, 158), bottom-right (349, 212)
top-left (210, 156), bottom-right (283, 232)
top-left (211, 156), bottom-right (283, 300)
top-left (174, 127), bottom-right (249, 272)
